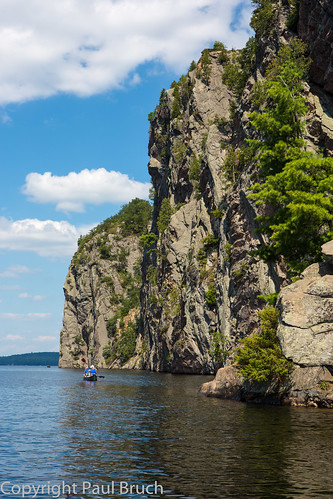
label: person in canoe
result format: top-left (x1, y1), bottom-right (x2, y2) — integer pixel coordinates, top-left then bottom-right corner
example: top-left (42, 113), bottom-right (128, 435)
top-left (83, 364), bottom-right (98, 380)
top-left (90, 365), bottom-right (97, 375)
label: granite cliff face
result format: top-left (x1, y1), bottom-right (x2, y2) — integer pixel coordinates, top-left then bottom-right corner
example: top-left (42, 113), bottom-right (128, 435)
top-left (59, 205), bottom-right (146, 369)
top-left (60, 0), bottom-right (333, 398)
top-left (138, 51), bottom-right (285, 373)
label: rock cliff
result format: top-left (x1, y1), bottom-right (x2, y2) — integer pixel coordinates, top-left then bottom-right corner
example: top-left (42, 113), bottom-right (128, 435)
top-left (199, 0), bottom-right (333, 406)
top-left (59, 0), bottom-right (333, 400)
top-left (200, 244), bottom-right (333, 408)
top-left (59, 199), bottom-right (150, 369)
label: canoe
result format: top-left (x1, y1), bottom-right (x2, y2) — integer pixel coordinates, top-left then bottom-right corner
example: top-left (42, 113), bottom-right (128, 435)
top-left (83, 374), bottom-right (97, 381)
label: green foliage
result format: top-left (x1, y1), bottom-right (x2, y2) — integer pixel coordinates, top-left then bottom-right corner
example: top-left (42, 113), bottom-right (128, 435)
top-left (170, 74), bottom-right (193, 119)
top-left (222, 145), bottom-right (253, 182)
top-left (76, 198), bottom-right (152, 252)
top-left (155, 133), bottom-right (169, 163)
top-left (222, 38), bottom-right (257, 97)
top-left (147, 264), bottom-right (157, 286)
top-left (212, 115), bottom-right (228, 129)
top-left (74, 335), bottom-right (84, 346)
top-left (198, 49), bottom-right (212, 81)
top-left (149, 184), bottom-right (156, 201)
top-left (250, 0), bottom-right (278, 35)
top-left (189, 153), bottom-right (202, 195)
top-left (222, 147), bottom-right (237, 182)
top-left (229, 100), bottom-right (236, 120)
top-left (239, 37), bottom-right (257, 74)
top-left (197, 247), bottom-right (207, 266)
top-left (116, 319), bottom-right (139, 363)
top-left (116, 198), bottom-right (153, 237)
top-left (246, 38), bottom-right (330, 272)
top-left (251, 155), bottom-right (333, 272)
top-left (106, 316), bottom-right (118, 337)
top-left (197, 234), bottom-right (219, 268)
top-left (202, 234), bottom-right (219, 249)
top-left (213, 41), bottom-right (228, 63)
top-left (319, 381), bottom-right (330, 391)
top-left (232, 261), bottom-right (248, 282)
top-left (178, 74), bottom-right (193, 99)
top-left (102, 343), bottom-right (113, 362)
top-left (205, 283), bottom-right (217, 307)
top-left (169, 286), bottom-right (181, 315)
top-left (189, 60), bottom-right (197, 72)
top-left (250, 80), bottom-right (267, 108)
top-left (110, 292), bottom-right (120, 305)
top-left (258, 292), bottom-right (279, 307)
top-left (171, 83), bottom-right (181, 119)
top-left (139, 232), bottom-right (158, 251)
top-left (119, 284), bottom-right (140, 318)
top-left (235, 307), bottom-right (293, 383)
top-left (212, 208), bottom-right (224, 220)
top-left (210, 330), bottom-right (229, 364)
top-left (222, 54), bottom-right (244, 96)
top-left (172, 140), bottom-right (187, 164)
top-left (213, 41), bottom-right (225, 51)
top-left (224, 243), bottom-right (232, 261)
top-left (99, 244), bottom-right (111, 259)
top-left (148, 88), bottom-right (167, 122)
top-left (0, 352), bottom-right (59, 366)
top-left (249, 38), bottom-right (309, 177)
top-left (157, 198), bottom-right (174, 233)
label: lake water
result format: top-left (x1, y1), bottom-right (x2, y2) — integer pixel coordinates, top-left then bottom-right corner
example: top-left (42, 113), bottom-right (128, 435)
top-left (1, 366), bottom-right (333, 499)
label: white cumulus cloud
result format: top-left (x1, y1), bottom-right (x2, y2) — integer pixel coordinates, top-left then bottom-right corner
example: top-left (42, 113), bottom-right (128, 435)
top-left (22, 168), bottom-right (151, 212)
top-left (5, 334), bottom-right (24, 340)
top-left (33, 335), bottom-right (57, 342)
top-left (0, 265), bottom-right (34, 279)
top-left (18, 292), bottom-right (45, 301)
top-left (0, 217), bottom-right (87, 257)
top-left (0, 313), bottom-right (51, 320)
top-left (0, 0), bottom-right (252, 105)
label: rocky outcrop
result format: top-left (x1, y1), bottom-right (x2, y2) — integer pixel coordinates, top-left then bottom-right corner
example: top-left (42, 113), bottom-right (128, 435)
top-left (322, 240), bottom-right (333, 265)
top-left (200, 242), bottom-right (333, 407)
top-left (200, 364), bottom-right (333, 408)
top-left (59, 227), bottom-right (142, 369)
top-left (277, 262), bottom-right (333, 366)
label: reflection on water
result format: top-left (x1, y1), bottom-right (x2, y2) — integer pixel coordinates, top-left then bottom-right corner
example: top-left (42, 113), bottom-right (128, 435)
top-left (1, 367), bottom-right (333, 498)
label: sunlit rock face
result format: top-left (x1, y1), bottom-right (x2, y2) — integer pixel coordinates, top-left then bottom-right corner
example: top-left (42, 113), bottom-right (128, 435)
top-left (277, 262), bottom-right (333, 367)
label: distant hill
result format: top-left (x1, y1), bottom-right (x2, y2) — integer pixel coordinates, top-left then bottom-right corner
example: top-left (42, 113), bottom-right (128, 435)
top-left (0, 352), bottom-right (59, 366)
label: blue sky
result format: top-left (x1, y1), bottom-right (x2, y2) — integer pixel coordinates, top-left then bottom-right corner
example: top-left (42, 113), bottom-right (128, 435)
top-left (0, 0), bottom-right (253, 355)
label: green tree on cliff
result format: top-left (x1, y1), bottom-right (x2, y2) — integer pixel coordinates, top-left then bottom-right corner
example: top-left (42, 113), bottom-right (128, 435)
top-left (249, 38), bottom-right (333, 272)
top-left (249, 38), bottom-right (309, 176)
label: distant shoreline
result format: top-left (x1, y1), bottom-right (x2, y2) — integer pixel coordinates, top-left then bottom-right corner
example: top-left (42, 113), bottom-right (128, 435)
top-left (0, 352), bottom-right (59, 366)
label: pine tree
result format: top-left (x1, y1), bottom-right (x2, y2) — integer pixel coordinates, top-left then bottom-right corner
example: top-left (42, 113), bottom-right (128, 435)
top-left (248, 39), bottom-right (333, 272)
top-left (251, 155), bottom-right (333, 272)
top-left (248, 38), bottom-right (309, 176)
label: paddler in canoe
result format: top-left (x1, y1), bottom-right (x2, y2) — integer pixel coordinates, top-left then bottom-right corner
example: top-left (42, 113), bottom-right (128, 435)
top-left (83, 364), bottom-right (97, 381)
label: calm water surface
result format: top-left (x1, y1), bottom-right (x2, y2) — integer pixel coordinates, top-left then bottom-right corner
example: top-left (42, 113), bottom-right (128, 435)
top-left (1, 366), bottom-right (333, 498)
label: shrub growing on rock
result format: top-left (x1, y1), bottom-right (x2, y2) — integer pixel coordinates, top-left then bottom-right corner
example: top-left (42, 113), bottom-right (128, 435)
top-left (235, 307), bottom-right (293, 383)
